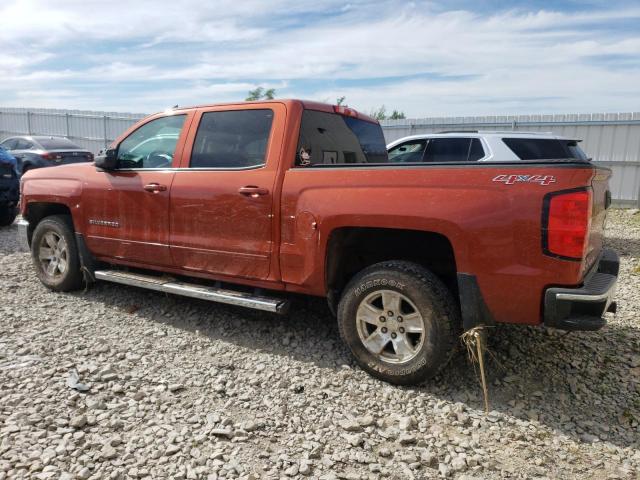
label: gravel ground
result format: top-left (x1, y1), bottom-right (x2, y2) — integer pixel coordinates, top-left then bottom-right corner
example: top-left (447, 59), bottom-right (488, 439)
top-left (1, 210), bottom-right (639, 480)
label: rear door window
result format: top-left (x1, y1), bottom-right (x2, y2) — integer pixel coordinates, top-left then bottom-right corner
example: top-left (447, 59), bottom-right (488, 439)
top-left (424, 138), bottom-right (473, 162)
top-left (15, 139), bottom-right (34, 150)
top-left (190, 109), bottom-right (274, 169)
top-left (502, 138), bottom-right (588, 160)
top-left (296, 110), bottom-right (388, 166)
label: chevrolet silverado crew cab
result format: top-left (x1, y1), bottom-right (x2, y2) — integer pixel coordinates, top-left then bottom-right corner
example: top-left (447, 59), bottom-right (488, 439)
top-left (18, 100), bottom-right (619, 385)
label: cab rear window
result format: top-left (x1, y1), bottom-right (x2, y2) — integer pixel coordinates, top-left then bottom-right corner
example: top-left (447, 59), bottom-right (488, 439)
top-left (296, 110), bottom-right (388, 166)
top-left (502, 138), bottom-right (588, 161)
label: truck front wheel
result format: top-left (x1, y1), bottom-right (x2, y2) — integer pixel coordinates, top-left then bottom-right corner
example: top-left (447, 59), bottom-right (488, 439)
top-left (31, 215), bottom-right (83, 292)
top-left (337, 261), bottom-right (460, 385)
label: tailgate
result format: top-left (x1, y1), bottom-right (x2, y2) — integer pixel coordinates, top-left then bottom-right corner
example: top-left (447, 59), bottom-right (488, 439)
top-left (585, 166), bottom-right (612, 271)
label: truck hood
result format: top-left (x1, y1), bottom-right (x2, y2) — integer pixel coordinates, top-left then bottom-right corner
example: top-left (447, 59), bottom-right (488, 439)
top-left (22, 161), bottom-right (95, 180)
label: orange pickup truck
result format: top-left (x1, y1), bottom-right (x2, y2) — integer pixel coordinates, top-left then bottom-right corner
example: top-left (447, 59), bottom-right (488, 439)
top-left (18, 100), bottom-right (619, 385)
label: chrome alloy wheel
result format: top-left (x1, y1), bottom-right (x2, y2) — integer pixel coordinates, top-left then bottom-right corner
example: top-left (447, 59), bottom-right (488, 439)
top-left (356, 289), bottom-right (427, 364)
top-left (38, 231), bottom-right (68, 279)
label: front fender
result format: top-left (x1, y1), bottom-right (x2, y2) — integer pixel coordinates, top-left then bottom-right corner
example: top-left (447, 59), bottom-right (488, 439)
top-left (21, 178), bottom-right (83, 226)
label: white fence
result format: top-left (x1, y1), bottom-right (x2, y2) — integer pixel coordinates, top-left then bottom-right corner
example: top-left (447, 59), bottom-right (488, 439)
top-left (0, 107), bottom-right (146, 154)
top-left (1, 107), bottom-right (638, 206)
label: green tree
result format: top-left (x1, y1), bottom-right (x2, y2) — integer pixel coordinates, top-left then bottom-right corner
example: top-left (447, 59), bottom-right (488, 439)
top-left (389, 110), bottom-right (406, 120)
top-left (246, 87), bottom-right (264, 101)
top-left (370, 105), bottom-right (406, 120)
top-left (370, 105), bottom-right (387, 120)
top-left (336, 96), bottom-right (346, 106)
top-left (246, 87), bottom-right (276, 101)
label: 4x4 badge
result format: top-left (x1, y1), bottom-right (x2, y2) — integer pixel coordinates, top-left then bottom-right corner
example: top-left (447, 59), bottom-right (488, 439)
top-left (493, 174), bottom-right (556, 186)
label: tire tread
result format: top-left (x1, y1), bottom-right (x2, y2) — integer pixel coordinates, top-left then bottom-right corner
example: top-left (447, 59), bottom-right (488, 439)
top-left (31, 215), bottom-right (83, 292)
top-left (337, 260), bottom-right (460, 385)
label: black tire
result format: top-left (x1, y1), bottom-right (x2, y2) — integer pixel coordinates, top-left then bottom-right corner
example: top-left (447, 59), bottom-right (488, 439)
top-left (0, 206), bottom-right (17, 227)
top-left (31, 215), bottom-right (83, 292)
top-left (337, 260), bottom-right (460, 385)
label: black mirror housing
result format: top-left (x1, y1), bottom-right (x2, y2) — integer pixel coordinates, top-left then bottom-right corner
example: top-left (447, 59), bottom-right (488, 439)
top-left (95, 148), bottom-right (118, 170)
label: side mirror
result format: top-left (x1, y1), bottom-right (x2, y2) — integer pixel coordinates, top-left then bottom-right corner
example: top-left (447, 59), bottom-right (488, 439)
top-left (95, 148), bottom-right (118, 170)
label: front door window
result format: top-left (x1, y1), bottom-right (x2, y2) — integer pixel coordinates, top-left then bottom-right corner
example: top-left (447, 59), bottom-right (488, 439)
top-left (117, 115), bottom-right (186, 169)
top-left (387, 140), bottom-right (427, 163)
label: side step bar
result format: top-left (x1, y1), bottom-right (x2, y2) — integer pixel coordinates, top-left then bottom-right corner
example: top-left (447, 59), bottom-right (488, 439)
top-left (94, 270), bottom-right (290, 314)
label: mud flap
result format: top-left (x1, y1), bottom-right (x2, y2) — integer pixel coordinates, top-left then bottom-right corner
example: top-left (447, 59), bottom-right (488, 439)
top-left (457, 273), bottom-right (495, 331)
top-left (75, 232), bottom-right (97, 283)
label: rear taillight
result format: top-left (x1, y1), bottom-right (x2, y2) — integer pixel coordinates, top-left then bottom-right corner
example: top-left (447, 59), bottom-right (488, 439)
top-left (543, 189), bottom-right (592, 260)
top-left (41, 152), bottom-right (62, 161)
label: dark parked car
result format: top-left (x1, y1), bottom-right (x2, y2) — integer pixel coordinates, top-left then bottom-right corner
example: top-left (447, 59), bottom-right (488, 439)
top-left (0, 145), bottom-right (19, 226)
top-left (0, 136), bottom-right (93, 175)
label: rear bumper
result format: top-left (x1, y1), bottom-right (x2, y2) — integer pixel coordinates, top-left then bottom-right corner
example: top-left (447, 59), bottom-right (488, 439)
top-left (543, 248), bottom-right (619, 331)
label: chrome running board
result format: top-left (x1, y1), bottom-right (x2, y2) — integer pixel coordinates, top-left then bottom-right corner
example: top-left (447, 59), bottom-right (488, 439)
top-left (94, 270), bottom-right (289, 314)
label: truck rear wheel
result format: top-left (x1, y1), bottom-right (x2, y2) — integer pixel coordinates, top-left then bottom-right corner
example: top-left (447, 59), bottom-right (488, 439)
top-left (31, 215), bottom-right (83, 292)
top-left (337, 261), bottom-right (459, 385)
top-left (0, 206), bottom-right (17, 227)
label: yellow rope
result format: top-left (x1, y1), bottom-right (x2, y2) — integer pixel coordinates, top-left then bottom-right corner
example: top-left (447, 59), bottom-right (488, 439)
top-left (462, 326), bottom-right (490, 414)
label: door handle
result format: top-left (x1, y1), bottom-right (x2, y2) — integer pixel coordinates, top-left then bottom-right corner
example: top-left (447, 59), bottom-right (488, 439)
top-left (238, 186), bottom-right (269, 197)
top-left (143, 183), bottom-right (167, 193)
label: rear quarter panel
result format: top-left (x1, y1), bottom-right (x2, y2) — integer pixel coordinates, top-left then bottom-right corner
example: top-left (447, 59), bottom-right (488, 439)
top-left (280, 163), bottom-right (597, 326)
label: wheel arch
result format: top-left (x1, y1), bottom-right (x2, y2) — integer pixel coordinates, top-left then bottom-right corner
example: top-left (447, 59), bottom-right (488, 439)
top-left (23, 202), bottom-right (74, 246)
top-left (325, 226), bottom-right (459, 313)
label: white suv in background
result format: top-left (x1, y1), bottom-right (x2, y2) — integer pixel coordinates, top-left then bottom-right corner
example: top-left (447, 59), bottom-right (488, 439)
top-left (386, 131), bottom-right (590, 163)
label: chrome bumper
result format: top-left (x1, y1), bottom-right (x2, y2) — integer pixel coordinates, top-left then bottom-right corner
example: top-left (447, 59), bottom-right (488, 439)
top-left (17, 219), bottom-right (30, 251)
top-left (543, 248), bottom-right (619, 331)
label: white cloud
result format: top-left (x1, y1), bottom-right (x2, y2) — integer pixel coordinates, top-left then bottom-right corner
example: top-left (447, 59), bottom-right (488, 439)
top-left (0, 1), bottom-right (638, 115)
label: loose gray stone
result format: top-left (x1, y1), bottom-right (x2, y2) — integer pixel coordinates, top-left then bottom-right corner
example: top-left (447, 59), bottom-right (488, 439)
top-left (69, 415), bottom-right (87, 429)
top-left (101, 444), bottom-right (118, 460)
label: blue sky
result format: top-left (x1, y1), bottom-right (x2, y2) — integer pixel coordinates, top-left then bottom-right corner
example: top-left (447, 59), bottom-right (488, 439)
top-left (0, 0), bottom-right (638, 117)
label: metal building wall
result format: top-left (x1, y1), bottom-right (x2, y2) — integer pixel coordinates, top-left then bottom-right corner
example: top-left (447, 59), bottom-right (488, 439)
top-left (0, 107), bottom-right (638, 205)
top-left (381, 112), bottom-right (640, 206)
